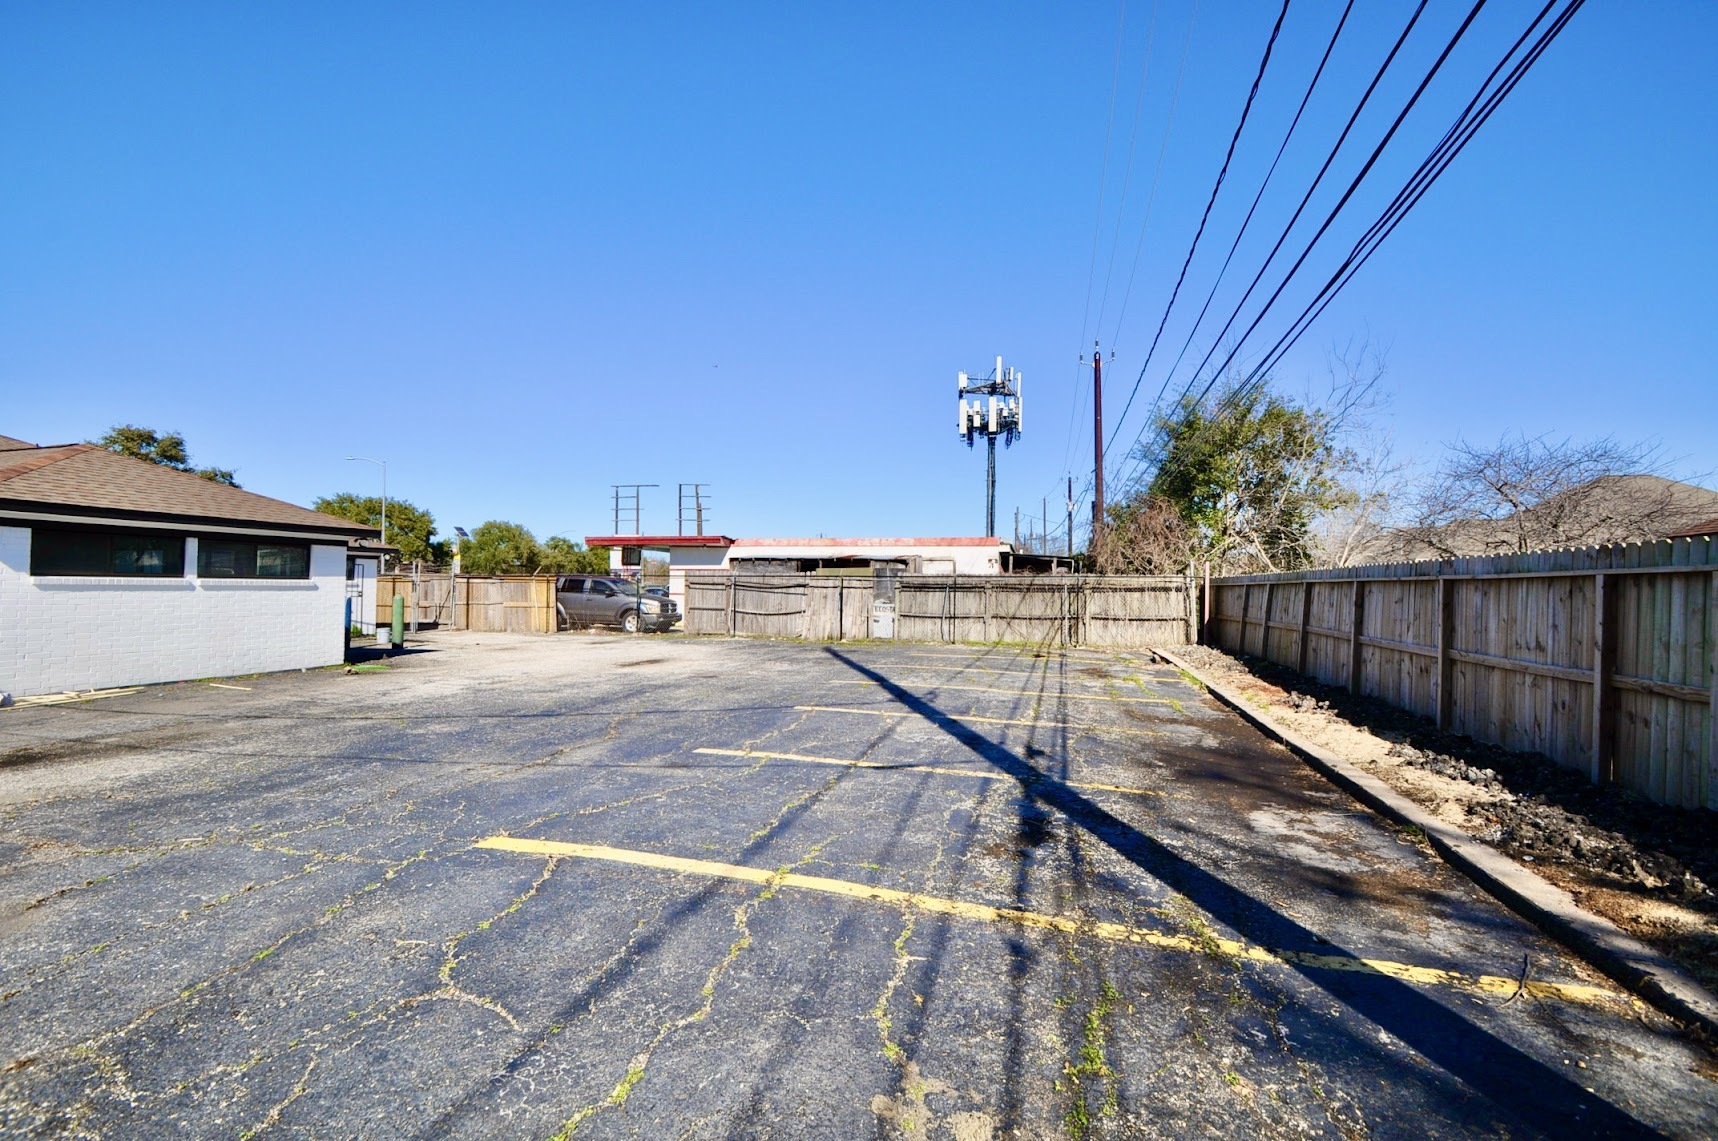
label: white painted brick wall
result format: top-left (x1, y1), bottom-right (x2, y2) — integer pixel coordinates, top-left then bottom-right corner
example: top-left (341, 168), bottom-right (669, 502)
top-left (0, 526), bottom-right (348, 698)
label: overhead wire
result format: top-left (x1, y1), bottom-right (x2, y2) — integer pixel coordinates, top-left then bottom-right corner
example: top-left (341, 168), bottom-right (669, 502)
top-left (1092, 0), bottom-right (1162, 340)
top-left (1180, 0), bottom-right (1489, 414)
top-left (1109, 0), bottom-right (1438, 496)
top-left (1107, 0), bottom-right (1200, 348)
top-left (1062, 2), bottom-right (1132, 478)
top-left (1116, 0), bottom-right (1578, 504)
top-left (1220, 0), bottom-right (1581, 409)
top-left (1115, 0), bottom-right (1293, 446)
top-left (1117, 0), bottom-right (1356, 455)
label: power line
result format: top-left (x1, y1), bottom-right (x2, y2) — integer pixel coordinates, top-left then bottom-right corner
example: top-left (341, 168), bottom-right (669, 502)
top-left (1156, 0), bottom-right (1434, 432)
top-left (1108, 0), bottom-right (1200, 349)
top-left (1182, 0), bottom-right (1490, 413)
top-left (1116, 0), bottom-right (1292, 435)
top-left (1063, 2), bottom-right (1132, 477)
top-left (1107, 0), bottom-right (1436, 497)
top-left (1116, 0), bottom-right (1581, 504)
top-left (1118, 0), bottom-right (1356, 454)
top-left (1093, 0), bottom-right (1162, 340)
top-left (1221, 0), bottom-right (1581, 410)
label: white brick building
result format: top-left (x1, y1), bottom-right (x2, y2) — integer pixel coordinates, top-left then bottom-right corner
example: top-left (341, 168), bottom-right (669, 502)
top-left (0, 434), bottom-right (376, 699)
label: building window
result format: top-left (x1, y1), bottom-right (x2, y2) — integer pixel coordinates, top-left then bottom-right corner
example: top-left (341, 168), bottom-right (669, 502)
top-left (31, 528), bottom-right (186, 576)
top-left (198, 539), bottom-right (311, 579)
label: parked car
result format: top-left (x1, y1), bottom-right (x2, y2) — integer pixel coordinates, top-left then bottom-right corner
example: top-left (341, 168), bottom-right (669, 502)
top-left (556, 575), bottom-right (680, 633)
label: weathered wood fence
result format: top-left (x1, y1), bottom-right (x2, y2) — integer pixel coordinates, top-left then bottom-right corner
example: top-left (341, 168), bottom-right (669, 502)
top-left (685, 573), bottom-right (1193, 648)
top-left (683, 576), bottom-right (877, 641)
top-left (1206, 537), bottom-right (1718, 809)
top-left (376, 574), bottom-right (557, 634)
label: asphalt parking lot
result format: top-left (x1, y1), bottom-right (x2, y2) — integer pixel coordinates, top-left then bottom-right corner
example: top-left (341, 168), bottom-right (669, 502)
top-left (2, 632), bottom-right (1714, 1139)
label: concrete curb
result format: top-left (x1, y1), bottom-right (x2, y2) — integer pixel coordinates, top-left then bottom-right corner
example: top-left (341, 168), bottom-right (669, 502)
top-left (1153, 646), bottom-right (1718, 1039)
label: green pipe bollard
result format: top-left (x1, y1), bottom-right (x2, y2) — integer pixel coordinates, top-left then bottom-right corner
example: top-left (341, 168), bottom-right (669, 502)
top-left (391, 595), bottom-right (405, 650)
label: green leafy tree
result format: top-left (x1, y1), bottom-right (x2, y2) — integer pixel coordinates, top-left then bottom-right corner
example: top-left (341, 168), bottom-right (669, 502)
top-left (539, 536), bottom-right (610, 574)
top-left (95, 424), bottom-right (239, 486)
top-left (459, 521), bottom-right (543, 575)
top-left (312, 493), bottom-right (440, 564)
top-left (1141, 384), bottom-right (1351, 573)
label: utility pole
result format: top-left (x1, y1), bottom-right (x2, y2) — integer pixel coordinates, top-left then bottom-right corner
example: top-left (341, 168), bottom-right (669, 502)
top-left (678, 484), bottom-right (711, 537)
top-left (956, 356), bottom-right (1023, 538)
top-left (1042, 498), bottom-right (1047, 556)
top-left (1084, 340), bottom-right (1111, 543)
top-left (611, 484), bottom-right (657, 535)
top-left (1066, 476), bottom-right (1074, 559)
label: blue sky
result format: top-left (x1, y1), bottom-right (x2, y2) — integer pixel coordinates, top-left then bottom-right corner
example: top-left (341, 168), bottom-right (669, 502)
top-left (4, 2), bottom-right (1712, 547)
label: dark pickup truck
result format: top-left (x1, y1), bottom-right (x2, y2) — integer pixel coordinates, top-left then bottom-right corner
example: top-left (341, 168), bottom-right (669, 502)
top-left (555, 575), bottom-right (680, 633)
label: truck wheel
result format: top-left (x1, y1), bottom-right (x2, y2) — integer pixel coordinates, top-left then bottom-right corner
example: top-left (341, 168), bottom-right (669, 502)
top-left (621, 610), bottom-right (640, 633)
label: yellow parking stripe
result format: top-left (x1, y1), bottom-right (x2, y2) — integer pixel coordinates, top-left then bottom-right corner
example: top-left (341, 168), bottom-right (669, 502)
top-left (473, 836), bottom-right (1633, 1011)
top-left (828, 680), bottom-right (1175, 706)
top-left (880, 651), bottom-right (1133, 668)
top-left (794, 705), bottom-right (1161, 737)
top-left (690, 746), bottom-right (1163, 797)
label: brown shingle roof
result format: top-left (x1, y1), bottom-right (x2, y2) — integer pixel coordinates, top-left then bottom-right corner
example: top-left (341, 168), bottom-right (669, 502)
top-left (0, 434), bottom-right (42, 451)
top-left (1669, 518), bottom-right (1718, 539)
top-left (0, 442), bottom-right (376, 537)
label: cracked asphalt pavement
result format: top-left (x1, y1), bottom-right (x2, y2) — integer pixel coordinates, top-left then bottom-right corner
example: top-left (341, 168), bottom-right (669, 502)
top-left (1, 632), bottom-right (1714, 1139)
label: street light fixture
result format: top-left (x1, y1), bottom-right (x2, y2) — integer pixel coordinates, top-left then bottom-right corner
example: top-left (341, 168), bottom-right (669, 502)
top-left (345, 456), bottom-right (388, 547)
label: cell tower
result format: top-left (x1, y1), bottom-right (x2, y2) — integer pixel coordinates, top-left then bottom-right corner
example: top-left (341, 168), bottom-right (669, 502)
top-left (957, 356), bottom-right (1023, 539)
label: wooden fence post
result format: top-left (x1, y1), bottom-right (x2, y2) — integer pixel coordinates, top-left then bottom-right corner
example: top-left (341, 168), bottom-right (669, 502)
top-left (1185, 571), bottom-right (1196, 646)
top-left (1593, 571), bottom-right (1615, 784)
top-left (1296, 580), bottom-right (1313, 675)
top-left (1705, 570), bottom-right (1716, 806)
top-left (1261, 582), bottom-right (1275, 660)
top-left (726, 576), bottom-right (736, 637)
top-left (1436, 577), bottom-right (1454, 730)
top-left (1348, 580), bottom-right (1365, 694)
top-left (1237, 585), bottom-right (1252, 656)
top-left (1202, 561), bottom-right (1212, 643)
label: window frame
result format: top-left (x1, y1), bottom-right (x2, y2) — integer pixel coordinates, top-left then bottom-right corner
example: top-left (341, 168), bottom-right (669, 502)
top-left (29, 525), bottom-right (187, 578)
top-left (196, 537), bottom-right (313, 580)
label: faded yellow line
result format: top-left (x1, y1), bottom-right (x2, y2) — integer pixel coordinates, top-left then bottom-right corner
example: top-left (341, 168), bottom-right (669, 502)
top-left (691, 747), bottom-right (1163, 797)
top-left (885, 651), bottom-right (1134, 668)
top-left (473, 836), bottom-right (1632, 1011)
top-left (794, 705), bottom-right (1161, 737)
top-left (829, 680), bottom-right (1176, 706)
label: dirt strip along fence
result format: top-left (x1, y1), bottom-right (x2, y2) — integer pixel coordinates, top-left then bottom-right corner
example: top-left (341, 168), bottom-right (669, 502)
top-left (1206, 537), bottom-right (1718, 810)
top-left (684, 573), bottom-right (1193, 648)
top-left (376, 574), bottom-right (557, 634)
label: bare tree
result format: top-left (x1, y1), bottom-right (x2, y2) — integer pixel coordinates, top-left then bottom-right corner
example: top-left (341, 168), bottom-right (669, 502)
top-left (1401, 433), bottom-right (1710, 556)
top-left (1311, 431), bottom-right (1413, 567)
top-left (1090, 496), bottom-right (1195, 574)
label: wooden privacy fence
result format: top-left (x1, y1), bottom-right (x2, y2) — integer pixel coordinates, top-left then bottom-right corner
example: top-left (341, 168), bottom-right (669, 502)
top-left (377, 574), bottom-right (557, 634)
top-left (684, 573), bottom-right (1192, 648)
top-left (1206, 537), bottom-right (1718, 809)
top-left (684, 575), bottom-right (877, 641)
top-left (896, 576), bottom-right (1192, 646)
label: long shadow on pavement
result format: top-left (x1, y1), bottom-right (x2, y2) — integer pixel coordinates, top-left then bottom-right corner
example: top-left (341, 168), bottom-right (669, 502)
top-left (823, 647), bottom-right (1659, 1139)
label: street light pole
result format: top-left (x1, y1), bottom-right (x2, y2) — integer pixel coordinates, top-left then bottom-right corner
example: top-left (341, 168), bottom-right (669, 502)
top-left (346, 456), bottom-right (388, 547)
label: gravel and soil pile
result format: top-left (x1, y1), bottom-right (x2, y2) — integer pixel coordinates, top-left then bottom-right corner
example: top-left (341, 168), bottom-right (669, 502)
top-left (1172, 643), bottom-right (1718, 993)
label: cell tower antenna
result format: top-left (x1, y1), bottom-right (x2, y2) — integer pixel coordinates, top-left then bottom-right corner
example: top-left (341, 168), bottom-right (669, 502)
top-left (955, 356), bottom-right (1023, 538)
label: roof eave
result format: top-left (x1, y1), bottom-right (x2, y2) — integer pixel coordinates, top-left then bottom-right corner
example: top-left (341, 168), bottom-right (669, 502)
top-left (0, 498), bottom-right (379, 539)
